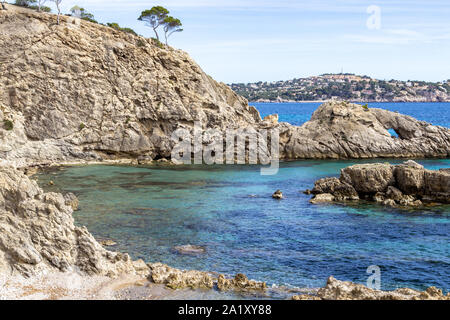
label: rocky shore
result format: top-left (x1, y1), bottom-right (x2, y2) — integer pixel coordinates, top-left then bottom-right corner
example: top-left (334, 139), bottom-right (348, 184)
top-left (292, 276), bottom-right (449, 300)
top-left (309, 160), bottom-right (450, 207)
top-left (0, 5), bottom-right (449, 300)
top-left (1, 164), bottom-right (448, 300)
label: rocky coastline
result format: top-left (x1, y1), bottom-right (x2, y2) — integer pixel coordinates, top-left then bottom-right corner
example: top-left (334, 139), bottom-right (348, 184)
top-left (1, 6), bottom-right (449, 169)
top-left (308, 160), bottom-right (450, 207)
top-left (0, 5), bottom-right (449, 300)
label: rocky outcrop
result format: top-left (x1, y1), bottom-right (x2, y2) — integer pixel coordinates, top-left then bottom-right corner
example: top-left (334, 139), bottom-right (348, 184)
top-left (217, 273), bottom-right (267, 292)
top-left (148, 263), bottom-right (267, 292)
top-left (0, 165), bottom-right (149, 278)
top-left (0, 6), bottom-right (449, 168)
top-left (310, 161), bottom-right (450, 206)
top-left (0, 5), bottom-right (260, 168)
top-left (292, 276), bottom-right (449, 300)
top-left (149, 263), bottom-right (215, 290)
top-left (280, 102), bottom-right (450, 160)
top-left (272, 190), bottom-right (283, 199)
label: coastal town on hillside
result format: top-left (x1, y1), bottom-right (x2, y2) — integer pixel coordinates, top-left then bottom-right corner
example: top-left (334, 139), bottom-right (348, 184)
top-left (230, 74), bottom-right (450, 102)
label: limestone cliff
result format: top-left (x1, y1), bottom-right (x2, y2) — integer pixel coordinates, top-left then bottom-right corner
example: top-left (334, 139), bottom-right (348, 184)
top-left (0, 165), bottom-right (150, 277)
top-left (0, 5), bottom-right (449, 168)
top-left (0, 5), bottom-right (260, 167)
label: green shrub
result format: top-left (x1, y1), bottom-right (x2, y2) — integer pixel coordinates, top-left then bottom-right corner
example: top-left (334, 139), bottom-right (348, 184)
top-left (107, 23), bottom-right (138, 36)
top-left (3, 119), bottom-right (13, 131)
top-left (79, 123), bottom-right (85, 131)
top-left (136, 39), bottom-right (146, 47)
top-left (28, 5), bottom-right (52, 12)
top-left (151, 38), bottom-right (164, 49)
top-left (362, 104), bottom-right (369, 111)
top-left (82, 17), bottom-right (98, 24)
top-left (14, 0), bottom-right (35, 7)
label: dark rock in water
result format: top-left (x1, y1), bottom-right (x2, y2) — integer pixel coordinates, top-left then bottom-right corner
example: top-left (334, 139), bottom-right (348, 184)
top-left (309, 160), bottom-right (450, 207)
top-left (173, 245), bottom-right (206, 255)
top-left (311, 177), bottom-right (359, 201)
top-left (272, 190), bottom-right (283, 199)
top-left (99, 240), bottom-right (118, 247)
top-left (303, 189), bottom-right (312, 195)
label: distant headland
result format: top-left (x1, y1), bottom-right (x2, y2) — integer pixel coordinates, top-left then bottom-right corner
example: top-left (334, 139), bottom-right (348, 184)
top-left (230, 74), bottom-right (450, 103)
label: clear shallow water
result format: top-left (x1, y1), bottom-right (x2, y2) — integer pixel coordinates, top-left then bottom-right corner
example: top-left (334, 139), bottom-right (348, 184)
top-left (37, 159), bottom-right (450, 296)
top-left (253, 102), bottom-right (450, 127)
top-left (36, 103), bottom-right (450, 298)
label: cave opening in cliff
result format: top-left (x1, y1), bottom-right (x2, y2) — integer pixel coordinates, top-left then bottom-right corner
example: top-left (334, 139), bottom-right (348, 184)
top-left (388, 128), bottom-right (400, 139)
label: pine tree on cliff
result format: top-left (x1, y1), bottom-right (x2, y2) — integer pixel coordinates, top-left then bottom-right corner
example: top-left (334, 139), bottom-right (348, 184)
top-left (163, 16), bottom-right (183, 45)
top-left (138, 6), bottom-right (169, 41)
top-left (53, 0), bottom-right (62, 25)
top-left (36, 0), bottom-right (47, 11)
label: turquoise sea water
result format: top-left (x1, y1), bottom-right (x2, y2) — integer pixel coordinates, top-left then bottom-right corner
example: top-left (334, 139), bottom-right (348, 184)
top-left (253, 102), bottom-right (450, 128)
top-left (36, 103), bottom-right (450, 298)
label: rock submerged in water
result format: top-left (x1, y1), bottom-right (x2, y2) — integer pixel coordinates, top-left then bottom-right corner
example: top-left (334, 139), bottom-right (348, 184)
top-left (309, 161), bottom-right (450, 207)
top-left (309, 193), bottom-right (334, 204)
top-left (99, 240), bottom-right (118, 247)
top-left (272, 190), bottom-right (283, 199)
top-left (292, 276), bottom-right (450, 300)
top-left (173, 245), bottom-right (206, 255)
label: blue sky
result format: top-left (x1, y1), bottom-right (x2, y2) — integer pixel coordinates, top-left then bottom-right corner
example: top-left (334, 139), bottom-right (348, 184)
top-left (31, 0), bottom-right (450, 83)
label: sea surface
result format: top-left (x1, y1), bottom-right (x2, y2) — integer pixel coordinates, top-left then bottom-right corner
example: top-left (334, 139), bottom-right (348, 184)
top-left (253, 102), bottom-right (450, 128)
top-left (36, 102), bottom-right (450, 299)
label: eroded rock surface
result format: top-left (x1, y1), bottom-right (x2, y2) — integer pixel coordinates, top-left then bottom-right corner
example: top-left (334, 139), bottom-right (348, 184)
top-left (0, 7), bottom-right (449, 168)
top-left (0, 166), bottom-right (149, 278)
top-left (280, 101), bottom-right (450, 160)
top-left (292, 276), bottom-right (449, 300)
top-left (0, 6), bottom-right (260, 168)
top-left (148, 263), bottom-right (267, 293)
top-left (310, 161), bottom-right (450, 206)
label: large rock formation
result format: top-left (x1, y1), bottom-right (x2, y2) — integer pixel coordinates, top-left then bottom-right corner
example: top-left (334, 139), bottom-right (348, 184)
top-left (0, 165), bottom-right (150, 277)
top-left (280, 102), bottom-right (450, 159)
top-left (0, 5), bottom-right (261, 167)
top-left (0, 5), bottom-right (449, 168)
top-left (309, 160), bottom-right (450, 206)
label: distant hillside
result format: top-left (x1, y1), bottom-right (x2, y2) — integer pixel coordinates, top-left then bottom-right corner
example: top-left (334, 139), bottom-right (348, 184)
top-left (230, 74), bottom-right (450, 102)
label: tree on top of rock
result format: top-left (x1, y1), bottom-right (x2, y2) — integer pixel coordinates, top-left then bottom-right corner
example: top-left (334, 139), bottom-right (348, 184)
top-left (163, 16), bottom-right (183, 45)
top-left (70, 5), bottom-right (97, 23)
top-left (53, 0), bottom-right (63, 25)
top-left (138, 6), bottom-right (169, 41)
top-left (15, 0), bottom-right (36, 7)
